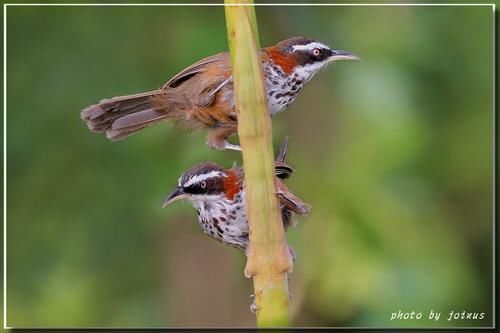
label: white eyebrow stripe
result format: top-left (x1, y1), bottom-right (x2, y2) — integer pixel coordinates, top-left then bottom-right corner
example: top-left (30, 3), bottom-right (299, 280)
top-left (292, 42), bottom-right (329, 52)
top-left (183, 171), bottom-right (224, 187)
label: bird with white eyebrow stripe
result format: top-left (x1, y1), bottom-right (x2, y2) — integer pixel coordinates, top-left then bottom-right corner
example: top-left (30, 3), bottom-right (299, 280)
top-left (81, 37), bottom-right (359, 151)
top-left (163, 138), bottom-right (310, 253)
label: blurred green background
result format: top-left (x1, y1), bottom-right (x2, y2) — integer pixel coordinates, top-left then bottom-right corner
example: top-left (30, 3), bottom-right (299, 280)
top-left (5, 4), bottom-right (493, 328)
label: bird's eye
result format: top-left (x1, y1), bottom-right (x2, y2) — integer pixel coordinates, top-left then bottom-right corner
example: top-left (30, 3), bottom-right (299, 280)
top-left (200, 181), bottom-right (207, 189)
top-left (312, 48), bottom-right (321, 57)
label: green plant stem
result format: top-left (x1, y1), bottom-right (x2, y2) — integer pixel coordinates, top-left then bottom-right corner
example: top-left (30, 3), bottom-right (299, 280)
top-left (224, 0), bottom-right (292, 327)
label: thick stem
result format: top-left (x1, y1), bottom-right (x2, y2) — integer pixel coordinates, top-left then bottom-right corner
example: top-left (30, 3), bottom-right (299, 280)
top-left (224, 0), bottom-right (292, 327)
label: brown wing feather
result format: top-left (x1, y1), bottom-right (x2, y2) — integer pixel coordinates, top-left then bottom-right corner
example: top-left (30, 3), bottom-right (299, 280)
top-left (155, 53), bottom-right (234, 128)
top-left (163, 52), bottom-right (231, 88)
top-left (277, 180), bottom-right (311, 216)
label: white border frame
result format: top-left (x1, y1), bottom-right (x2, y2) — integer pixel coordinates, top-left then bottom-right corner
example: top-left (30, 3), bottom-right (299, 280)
top-left (2, 2), bottom-right (496, 330)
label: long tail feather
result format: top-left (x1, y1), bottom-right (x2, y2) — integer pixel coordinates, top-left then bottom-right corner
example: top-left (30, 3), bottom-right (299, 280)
top-left (276, 136), bottom-right (289, 164)
top-left (275, 137), bottom-right (294, 179)
top-left (81, 90), bottom-right (168, 141)
top-left (111, 109), bottom-right (168, 130)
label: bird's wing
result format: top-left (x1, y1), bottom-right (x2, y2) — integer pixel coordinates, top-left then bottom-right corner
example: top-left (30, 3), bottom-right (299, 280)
top-left (163, 52), bottom-right (231, 89)
top-left (277, 180), bottom-right (311, 216)
top-left (162, 52), bottom-right (232, 108)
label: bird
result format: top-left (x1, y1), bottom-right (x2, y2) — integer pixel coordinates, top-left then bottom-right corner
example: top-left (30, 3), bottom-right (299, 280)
top-left (162, 138), bottom-right (310, 253)
top-left (81, 36), bottom-right (358, 150)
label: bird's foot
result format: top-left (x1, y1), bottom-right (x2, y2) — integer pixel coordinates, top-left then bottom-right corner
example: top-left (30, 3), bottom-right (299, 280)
top-left (223, 140), bottom-right (241, 151)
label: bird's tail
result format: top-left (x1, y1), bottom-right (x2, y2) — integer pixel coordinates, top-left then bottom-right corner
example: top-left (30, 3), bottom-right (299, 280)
top-left (81, 89), bottom-right (185, 141)
top-left (275, 136), bottom-right (295, 179)
top-left (274, 137), bottom-right (311, 217)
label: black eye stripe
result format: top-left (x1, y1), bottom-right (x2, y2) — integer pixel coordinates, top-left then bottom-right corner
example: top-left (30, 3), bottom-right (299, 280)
top-left (292, 47), bottom-right (331, 67)
top-left (183, 176), bottom-right (225, 195)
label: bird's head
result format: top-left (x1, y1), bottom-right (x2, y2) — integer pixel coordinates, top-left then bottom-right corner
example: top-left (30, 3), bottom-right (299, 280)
top-left (266, 36), bottom-right (359, 82)
top-left (163, 162), bottom-right (241, 208)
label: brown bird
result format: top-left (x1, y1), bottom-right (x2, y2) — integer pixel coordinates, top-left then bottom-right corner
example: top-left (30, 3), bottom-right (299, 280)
top-left (162, 137), bottom-right (310, 252)
top-left (81, 36), bottom-right (358, 150)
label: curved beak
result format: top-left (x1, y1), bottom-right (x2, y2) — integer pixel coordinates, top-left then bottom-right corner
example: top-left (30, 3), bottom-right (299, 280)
top-left (162, 187), bottom-right (188, 208)
top-left (328, 49), bottom-right (360, 62)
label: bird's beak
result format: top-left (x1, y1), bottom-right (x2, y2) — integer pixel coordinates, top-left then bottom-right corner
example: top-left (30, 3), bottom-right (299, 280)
top-left (162, 187), bottom-right (188, 208)
top-left (328, 49), bottom-right (360, 62)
